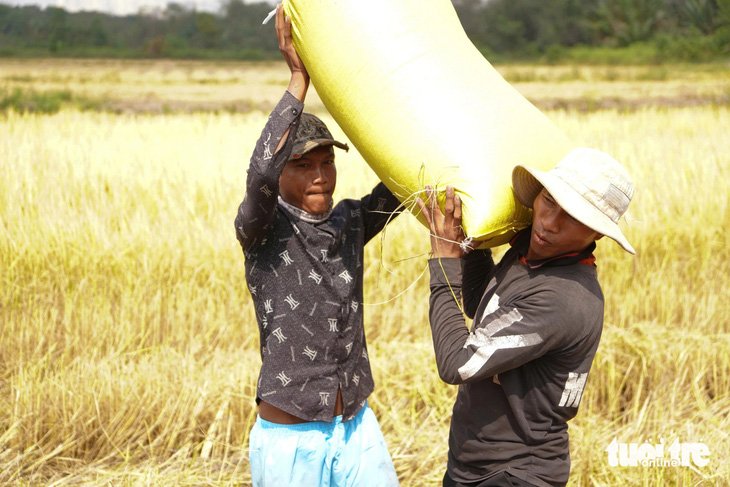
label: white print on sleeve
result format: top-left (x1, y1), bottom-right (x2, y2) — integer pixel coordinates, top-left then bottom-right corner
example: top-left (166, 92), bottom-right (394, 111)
top-left (260, 184), bottom-right (273, 197)
top-left (263, 133), bottom-right (273, 160)
top-left (459, 305), bottom-right (543, 381)
top-left (559, 372), bottom-right (588, 408)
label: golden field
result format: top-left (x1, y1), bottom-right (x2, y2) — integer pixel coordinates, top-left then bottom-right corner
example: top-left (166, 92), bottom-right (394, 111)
top-left (1, 59), bottom-right (729, 486)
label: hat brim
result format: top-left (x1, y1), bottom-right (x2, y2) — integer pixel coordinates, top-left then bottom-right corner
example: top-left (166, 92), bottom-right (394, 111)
top-left (290, 139), bottom-right (349, 160)
top-left (512, 165), bottom-right (635, 254)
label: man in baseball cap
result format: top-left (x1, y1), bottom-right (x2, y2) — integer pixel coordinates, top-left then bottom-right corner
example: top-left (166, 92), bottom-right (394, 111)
top-left (234, 4), bottom-right (400, 487)
top-left (418, 147), bottom-right (634, 486)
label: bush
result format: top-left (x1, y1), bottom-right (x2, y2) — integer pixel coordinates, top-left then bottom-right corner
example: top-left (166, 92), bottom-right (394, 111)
top-left (653, 30), bottom-right (730, 62)
top-left (712, 26), bottom-right (730, 55)
top-left (0, 88), bottom-right (73, 114)
top-left (564, 43), bottom-right (659, 64)
top-left (543, 44), bottom-right (568, 64)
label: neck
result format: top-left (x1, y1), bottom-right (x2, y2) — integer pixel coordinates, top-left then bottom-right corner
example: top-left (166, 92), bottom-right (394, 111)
top-left (278, 196), bottom-right (333, 223)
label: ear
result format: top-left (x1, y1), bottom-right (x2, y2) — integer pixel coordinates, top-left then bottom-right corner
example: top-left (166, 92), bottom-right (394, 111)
top-left (594, 234), bottom-right (604, 242)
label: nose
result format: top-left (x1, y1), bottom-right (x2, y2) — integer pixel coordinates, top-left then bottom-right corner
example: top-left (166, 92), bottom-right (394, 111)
top-left (312, 165), bottom-right (328, 184)
top-left (541, 207), bottom-right (561, 234)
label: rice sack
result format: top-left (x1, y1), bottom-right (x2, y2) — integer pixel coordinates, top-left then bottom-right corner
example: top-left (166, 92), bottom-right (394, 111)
top-left (283, 0), bottom-right (575, 247)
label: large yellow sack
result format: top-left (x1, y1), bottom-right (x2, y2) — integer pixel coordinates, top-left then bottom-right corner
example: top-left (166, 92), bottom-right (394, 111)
top-left (283, 0), bottom-right (575, 247)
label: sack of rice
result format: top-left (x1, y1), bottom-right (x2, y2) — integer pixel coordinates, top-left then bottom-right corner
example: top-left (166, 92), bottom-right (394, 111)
top-left (283, 0), bottom-right (575, 247)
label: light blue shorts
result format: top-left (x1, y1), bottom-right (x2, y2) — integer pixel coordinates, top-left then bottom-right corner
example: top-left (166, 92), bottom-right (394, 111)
top-left (249, 402), bottom-right (399, 487)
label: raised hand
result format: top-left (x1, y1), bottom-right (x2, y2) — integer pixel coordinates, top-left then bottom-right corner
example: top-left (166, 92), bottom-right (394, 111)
top-left (416, 185), bottom-right (472, 259)
top-left (275, 3), bottom-right (309, 101)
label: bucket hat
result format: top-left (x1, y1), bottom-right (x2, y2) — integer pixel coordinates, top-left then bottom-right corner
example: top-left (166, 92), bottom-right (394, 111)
top-left (290, 113), bottom-right (349, 159)
top-left (512, 147), bottom-right (635, 254)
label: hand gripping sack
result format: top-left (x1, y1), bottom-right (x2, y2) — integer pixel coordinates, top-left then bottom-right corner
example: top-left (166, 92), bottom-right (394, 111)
top-left (283, 0), bottom-right (576, 247)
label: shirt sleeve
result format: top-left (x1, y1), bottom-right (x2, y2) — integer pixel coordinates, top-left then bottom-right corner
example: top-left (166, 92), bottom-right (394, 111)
top-left (461, 249), bottom-right (495, 319)
top-left (428, 257), bottom-right (585, 385)
top-left (361, 182), bottom-right (403, 244)
top-left (234, 91), bottom-right (304, 253)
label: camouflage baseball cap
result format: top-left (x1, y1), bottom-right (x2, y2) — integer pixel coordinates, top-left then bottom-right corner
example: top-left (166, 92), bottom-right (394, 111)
top-left (290, 113), bottom-right (349, 160)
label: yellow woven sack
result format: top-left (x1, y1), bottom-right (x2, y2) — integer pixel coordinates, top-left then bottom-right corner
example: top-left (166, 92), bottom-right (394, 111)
top-left (283, 0), bottom-right (575, 247)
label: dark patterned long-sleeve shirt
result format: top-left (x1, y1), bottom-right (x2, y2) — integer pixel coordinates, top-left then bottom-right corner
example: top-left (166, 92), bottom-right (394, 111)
top-left (235, 91), bottom-right (401, 422)
top-left (428, 229), bottom-right (604, 487)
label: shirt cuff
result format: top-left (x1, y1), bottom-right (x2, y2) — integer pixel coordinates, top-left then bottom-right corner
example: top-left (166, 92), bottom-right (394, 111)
top-left (276, 90), bottom-right (304, 121)
top-left (428, 258), bottom-right (463, 288)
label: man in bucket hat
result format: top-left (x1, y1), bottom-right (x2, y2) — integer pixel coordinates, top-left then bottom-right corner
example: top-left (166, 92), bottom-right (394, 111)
top-left (234, 5), bottom-right (400, 487)
top-left (417, 148), bottom-right (634, 487)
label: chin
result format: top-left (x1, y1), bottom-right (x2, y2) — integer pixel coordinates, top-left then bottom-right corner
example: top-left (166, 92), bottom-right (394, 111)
top-left (304, 196), bottom-right (332, 215)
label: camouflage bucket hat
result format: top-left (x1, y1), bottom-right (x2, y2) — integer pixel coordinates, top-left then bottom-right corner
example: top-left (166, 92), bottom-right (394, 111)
top-left (290, 113), bottom-right (349, 160)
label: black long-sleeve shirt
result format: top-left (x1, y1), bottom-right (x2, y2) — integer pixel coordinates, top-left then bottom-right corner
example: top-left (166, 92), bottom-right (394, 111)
top-left (428, 230), bottom-right (604, 487)
top-left (235, 91), bottom-right (401, 422)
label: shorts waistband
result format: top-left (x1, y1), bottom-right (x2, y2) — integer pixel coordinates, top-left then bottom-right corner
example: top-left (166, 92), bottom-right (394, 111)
top-left (256, 401), bottom-right (368, 433)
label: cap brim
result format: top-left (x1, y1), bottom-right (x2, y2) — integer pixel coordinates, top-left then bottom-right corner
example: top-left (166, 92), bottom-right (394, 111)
top-left (512, 165), bottom-right (635, 254)
top-left (291, 139), bottom-right (349, 160)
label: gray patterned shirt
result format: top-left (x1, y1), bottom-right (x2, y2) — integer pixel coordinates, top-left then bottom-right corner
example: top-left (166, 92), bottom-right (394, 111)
top-left (235, 91), bottom-right (401, 422)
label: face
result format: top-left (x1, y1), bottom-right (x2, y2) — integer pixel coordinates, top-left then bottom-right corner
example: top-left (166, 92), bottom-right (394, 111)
top-left (279, 146), bottom-right (337, 215)
top-left (527, 188), bottom-right (603, 261)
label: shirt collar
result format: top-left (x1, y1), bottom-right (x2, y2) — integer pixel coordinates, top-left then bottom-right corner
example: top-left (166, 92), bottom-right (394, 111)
top-left (278, 196), bottom-right (333, 223)
top-left (511, 227), bottom-right (597, 269)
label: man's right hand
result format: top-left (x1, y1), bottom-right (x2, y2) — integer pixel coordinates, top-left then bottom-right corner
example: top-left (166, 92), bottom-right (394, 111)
top-left (417, 185), bottom-right (472, 259)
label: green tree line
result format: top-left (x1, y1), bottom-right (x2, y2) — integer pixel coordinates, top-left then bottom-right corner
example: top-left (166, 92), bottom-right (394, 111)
top-left (1, 0), bottom-right (728, 61)
top-left (455, 0), bottom-right (730, 61)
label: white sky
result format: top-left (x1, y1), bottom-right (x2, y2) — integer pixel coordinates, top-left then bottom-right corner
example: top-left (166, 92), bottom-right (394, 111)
top-left (1, 0), bottom-right (274, 16)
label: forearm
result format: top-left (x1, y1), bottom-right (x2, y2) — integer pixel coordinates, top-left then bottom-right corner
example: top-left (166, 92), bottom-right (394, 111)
top-left (286, 72), bottom-right (309, 103)
top-left (428, 257), bottom-right (472, 384)
top-left (362, 182), bottom-right (403, 243)
top-left (235, 92), bottom-right (303, 251)
top-left (275, 75), bottom-right (309, 153)
top-left (275, 2), bottom-right (308, 154)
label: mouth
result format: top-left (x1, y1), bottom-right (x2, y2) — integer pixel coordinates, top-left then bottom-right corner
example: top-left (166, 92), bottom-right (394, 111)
top-left (301, 191), bottom-right (332, 214)
top-left (533, 229), bottom-right (551, 245)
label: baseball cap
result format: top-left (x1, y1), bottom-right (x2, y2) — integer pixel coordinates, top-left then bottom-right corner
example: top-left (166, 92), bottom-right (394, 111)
top-left (290, 113), bottom-right (349, 159)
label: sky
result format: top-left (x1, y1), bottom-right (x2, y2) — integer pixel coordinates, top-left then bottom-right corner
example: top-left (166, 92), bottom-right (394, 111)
top-left (1, 0), bottom-right (274, 16)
